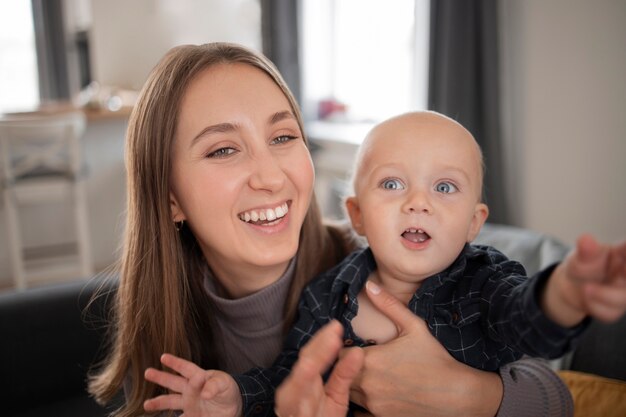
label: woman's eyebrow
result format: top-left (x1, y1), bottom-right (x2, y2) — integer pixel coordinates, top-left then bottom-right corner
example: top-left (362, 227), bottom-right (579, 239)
top-left (190, 122), bottom-right (236, 148)
top-left (269, 110), bottom-right (295, 125)
top-left (189, 111), bottom-right (295, 148)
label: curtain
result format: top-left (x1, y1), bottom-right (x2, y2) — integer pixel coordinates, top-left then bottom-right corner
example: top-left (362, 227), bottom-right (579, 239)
top-left (260, 0), bottom-right (301, 105)
top-left (428, 0), bottom-right (509, 224)
top-left (31, 0), bottom-right (70, 102)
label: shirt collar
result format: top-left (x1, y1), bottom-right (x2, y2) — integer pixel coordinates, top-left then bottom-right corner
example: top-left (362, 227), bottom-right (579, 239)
top-left (330, 244), bottom-right (483, 297)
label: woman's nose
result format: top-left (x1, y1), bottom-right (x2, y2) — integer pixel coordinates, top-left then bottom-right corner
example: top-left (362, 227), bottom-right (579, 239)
top-left (402, 189), bottom-right (432, 214)
top-left (248, 151), bottom-right (286, 192)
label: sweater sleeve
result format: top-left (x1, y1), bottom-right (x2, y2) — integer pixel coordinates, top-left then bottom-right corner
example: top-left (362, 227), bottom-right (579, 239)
top-left (496, 358), bottom-right (573, 417)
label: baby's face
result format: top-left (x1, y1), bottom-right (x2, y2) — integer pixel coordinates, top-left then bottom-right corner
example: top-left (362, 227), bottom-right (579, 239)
top-left (347, 112), bottom-right (488, 285)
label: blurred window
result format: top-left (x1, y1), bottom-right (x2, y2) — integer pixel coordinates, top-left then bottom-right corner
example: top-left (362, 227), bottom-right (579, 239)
top-left (0, 1), bottom-right (39, 113)
top-left (299, 0), bottom-right (429, 124)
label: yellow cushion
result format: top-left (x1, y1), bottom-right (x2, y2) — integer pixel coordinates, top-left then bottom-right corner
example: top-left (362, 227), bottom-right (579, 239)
top-left (559, 370), bottom-right (626, 417)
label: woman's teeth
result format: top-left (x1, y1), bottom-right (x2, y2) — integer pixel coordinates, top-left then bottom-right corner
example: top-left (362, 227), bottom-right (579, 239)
top-left (239, 202), bottom-right (289, 224)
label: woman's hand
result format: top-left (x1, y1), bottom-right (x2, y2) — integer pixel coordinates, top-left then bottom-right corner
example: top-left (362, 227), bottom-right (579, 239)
top-left (144, 353), bottom-right (242, 417)
top-left (275, 320), bottom-right (364, 417)
top-left (350, 281), bottom-right (503, 417)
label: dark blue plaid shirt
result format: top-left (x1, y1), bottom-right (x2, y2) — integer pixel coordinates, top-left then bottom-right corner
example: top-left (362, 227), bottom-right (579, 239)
top-left (233, 244), bottom-right (589, 416)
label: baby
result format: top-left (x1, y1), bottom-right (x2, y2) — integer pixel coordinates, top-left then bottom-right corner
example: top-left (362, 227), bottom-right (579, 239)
top-left (144, 111), bottom-right (626, 417)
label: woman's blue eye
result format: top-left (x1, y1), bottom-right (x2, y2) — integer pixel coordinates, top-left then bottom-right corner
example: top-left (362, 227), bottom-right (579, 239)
top-left (207, 147), bottom-right (237, 158)
top-left (381, 178), bottom-right (405, 190)
top-left (435, 181), bottom-right (458, 193)
top-left (271, 135), bottom-right (297, 145)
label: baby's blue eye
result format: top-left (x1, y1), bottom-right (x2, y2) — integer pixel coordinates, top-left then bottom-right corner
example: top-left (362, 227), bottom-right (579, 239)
top-left (381, 178), bottom-right (405, 190)
top-left (435, 181), bottom-right (458, 193)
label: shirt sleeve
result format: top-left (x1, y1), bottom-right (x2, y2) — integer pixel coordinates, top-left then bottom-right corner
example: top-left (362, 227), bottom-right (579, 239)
top-left (496, 358), bottom-right (573, 417)
top-left (478, 247), bottom-right (589, 358)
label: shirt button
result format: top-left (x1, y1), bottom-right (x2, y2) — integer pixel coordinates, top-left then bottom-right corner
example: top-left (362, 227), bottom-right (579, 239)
top-left (343, 293), bottom-right (349, 304)
top-left (452, 312), bottom-right (460, 323)
top-left (344, 338), bottom-right (354, 346)
top-left (253, 404), bottom-right (264, 414)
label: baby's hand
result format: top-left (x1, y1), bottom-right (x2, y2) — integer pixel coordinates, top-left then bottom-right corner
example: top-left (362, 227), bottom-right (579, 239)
top-left (569, 235), bottom-right (626, 322)
top-left (547, 235), bottom-right (626, 326)
top-left (144, 353), bottom-right (242, 417)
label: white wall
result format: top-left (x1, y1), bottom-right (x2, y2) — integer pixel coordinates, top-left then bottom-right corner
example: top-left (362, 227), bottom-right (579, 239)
top-left (500, 0), bottom-right (626, 245)
top-left (89, 0), bottom-right (262, 89)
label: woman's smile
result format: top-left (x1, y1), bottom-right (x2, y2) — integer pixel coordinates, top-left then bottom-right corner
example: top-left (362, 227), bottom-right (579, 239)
top-left (238, 201), bottom-right (289, 224)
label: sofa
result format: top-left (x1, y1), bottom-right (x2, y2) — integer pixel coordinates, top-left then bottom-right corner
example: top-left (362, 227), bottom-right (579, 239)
top-left (1, 224), bottom-right (625, 416)
top-left (0, 278), bottom-right (121, 416)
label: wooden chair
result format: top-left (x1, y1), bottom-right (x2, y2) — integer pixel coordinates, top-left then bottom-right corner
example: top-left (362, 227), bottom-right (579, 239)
top-left (0, 111), bottom-right (93, 289)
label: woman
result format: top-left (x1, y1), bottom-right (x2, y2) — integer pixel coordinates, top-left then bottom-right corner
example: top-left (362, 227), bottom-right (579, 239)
top-left (89, 42), bottom-right (572, 417)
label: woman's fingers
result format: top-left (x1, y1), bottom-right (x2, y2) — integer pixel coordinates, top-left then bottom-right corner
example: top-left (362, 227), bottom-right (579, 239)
top-left (324, 346), bottom-right (364, 406)
top-left (364, 280), bottom-right (427, 336)
top-left (275, 320), bottom-right (346, 417)
top-left (297, 320), bottom-right (345, 375)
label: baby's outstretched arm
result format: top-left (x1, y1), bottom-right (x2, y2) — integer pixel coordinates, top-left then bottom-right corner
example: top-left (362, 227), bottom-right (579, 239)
top-left (144, 353), bottom-right (242, 417)
top-left (542, 234), bottom-right (626, 327)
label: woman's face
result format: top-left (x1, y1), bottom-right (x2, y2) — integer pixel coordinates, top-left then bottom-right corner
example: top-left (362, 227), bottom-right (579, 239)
top-left (169, 63), bottom-right (314, 298)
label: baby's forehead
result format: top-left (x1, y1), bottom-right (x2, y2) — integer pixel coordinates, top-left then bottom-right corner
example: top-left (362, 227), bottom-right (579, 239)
top-left (364, 113), bottom-right (480, 157)
top-left (357, 112), bottom-right (484, 182)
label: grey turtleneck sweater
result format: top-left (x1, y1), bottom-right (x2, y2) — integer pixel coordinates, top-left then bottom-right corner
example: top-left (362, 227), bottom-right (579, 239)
top-left (202, 259), bottom-right (295, 374)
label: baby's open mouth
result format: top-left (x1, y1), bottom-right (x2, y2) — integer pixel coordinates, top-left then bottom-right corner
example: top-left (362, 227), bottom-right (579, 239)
top-left (238, 202), bottom-right (289, 225)
top-left (402, 228), bottom-right (430, 243)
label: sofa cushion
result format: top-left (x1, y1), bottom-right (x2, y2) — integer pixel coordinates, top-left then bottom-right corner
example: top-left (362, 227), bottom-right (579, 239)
top-left (474, 223), bottom-right (570, 275)
top-left (559, 370), bottom-right (626, 417)
top-left (568, 313), bottom-right (626, 382)
top-left (0, 278), bottom-right (116, 414)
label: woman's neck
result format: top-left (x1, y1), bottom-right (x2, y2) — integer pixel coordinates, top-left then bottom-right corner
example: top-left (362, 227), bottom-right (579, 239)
top-left (206, 258), bottom-right (292, 299)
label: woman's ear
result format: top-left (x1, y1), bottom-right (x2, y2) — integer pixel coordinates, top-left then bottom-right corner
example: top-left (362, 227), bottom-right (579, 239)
top-left (345, 196), bottom-right (366, 236)
top-left (467, 202), bottom-right (489, 242)
top-left (170, 191), bottom-right (185, 222)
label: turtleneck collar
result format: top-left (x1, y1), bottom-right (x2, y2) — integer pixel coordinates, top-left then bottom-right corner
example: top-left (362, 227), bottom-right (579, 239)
top-left (202, 258), bottom-right (296, 333)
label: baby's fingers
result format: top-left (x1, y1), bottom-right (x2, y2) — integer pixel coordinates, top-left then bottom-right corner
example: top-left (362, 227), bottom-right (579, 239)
top-left (585, 282), bottom-right (626, 322)
top-left (145, 367), bottom-right (188, 393)
top-left (144, 393), bottom-right (183, 412)
top-left (607, 242), bottom-right (626, 283)
top-left (160, 353), bottom-right (204, 379)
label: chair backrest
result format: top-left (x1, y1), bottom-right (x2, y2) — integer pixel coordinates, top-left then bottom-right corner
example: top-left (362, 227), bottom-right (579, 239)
top-left (0, 111), bottom-right (87, 185)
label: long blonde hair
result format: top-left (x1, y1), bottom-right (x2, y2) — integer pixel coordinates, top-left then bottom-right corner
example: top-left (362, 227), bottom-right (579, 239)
top-left (88, 42), bottom-right (351, 416)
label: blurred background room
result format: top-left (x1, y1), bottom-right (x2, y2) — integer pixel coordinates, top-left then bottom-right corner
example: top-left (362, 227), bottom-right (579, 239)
top-left (0, 0), bottom-right (624, 290)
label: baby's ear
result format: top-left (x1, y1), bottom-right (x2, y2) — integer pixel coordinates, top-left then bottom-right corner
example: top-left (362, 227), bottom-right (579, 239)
top-left (467, 202), bottom-right (489, 242)
top-left (345, 196), bottom-right (366, 236)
